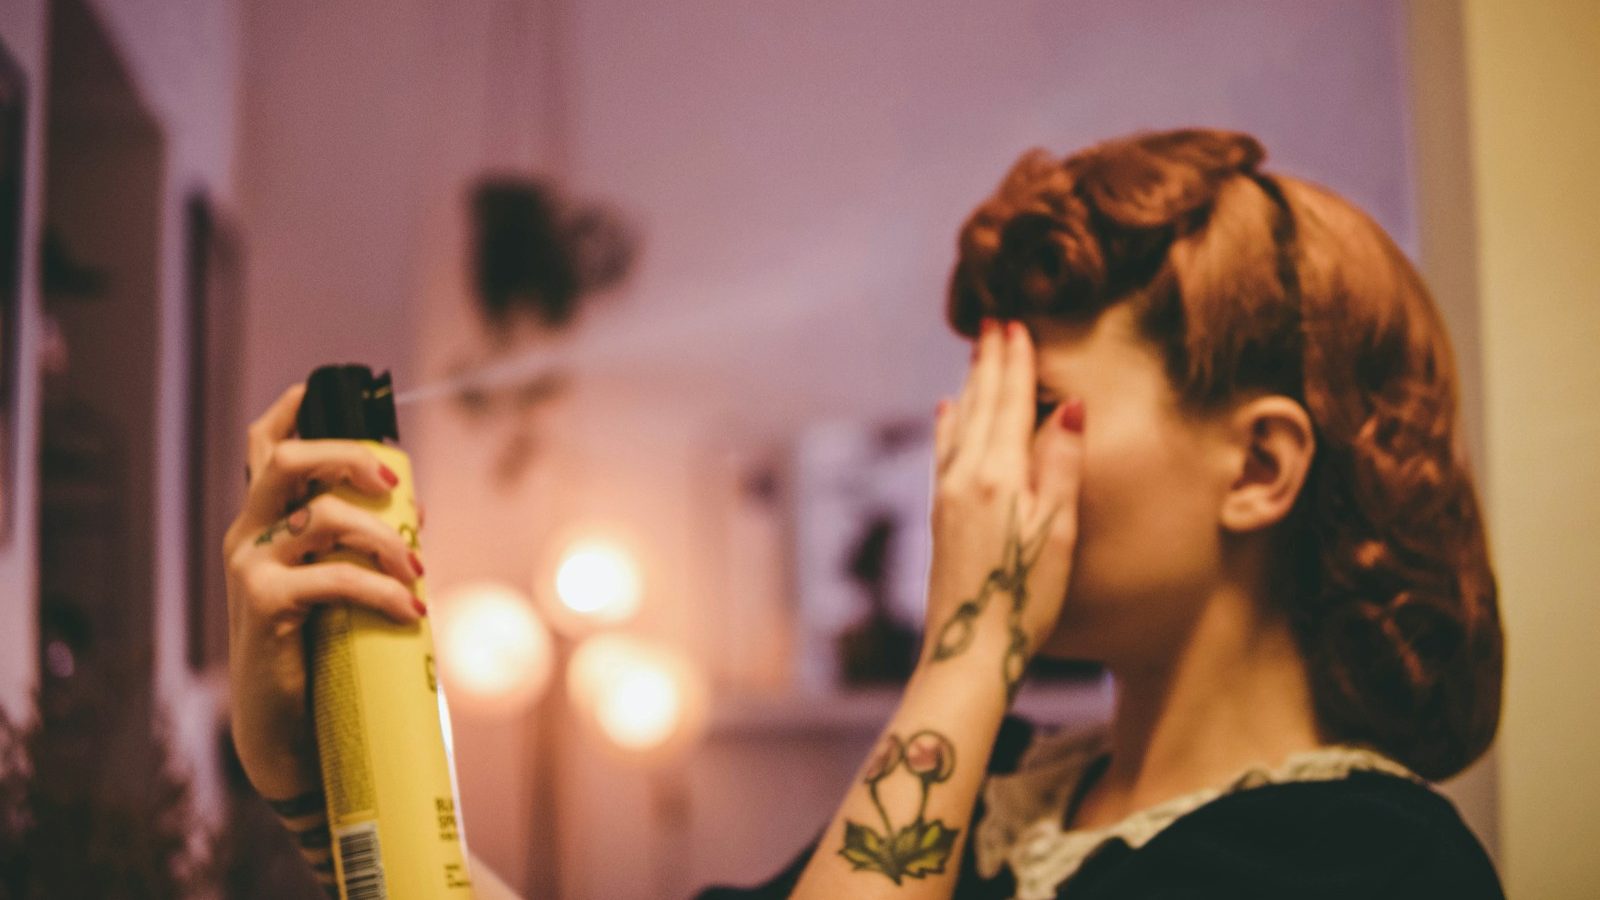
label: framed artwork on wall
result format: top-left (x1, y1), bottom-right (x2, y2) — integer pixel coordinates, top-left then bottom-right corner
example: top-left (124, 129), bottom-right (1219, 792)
top-left (791, 417), bottom-right (935, 692)
top-left (0, 39), bottom-right (27, 547)
top-left (185, 192), bottom-right (246, 671)
top-left (788, 415), bottom-right (1105, 696)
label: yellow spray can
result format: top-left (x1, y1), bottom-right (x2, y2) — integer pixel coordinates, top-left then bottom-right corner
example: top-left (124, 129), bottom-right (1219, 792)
top-left (298, 364), bottom-right (475, 900)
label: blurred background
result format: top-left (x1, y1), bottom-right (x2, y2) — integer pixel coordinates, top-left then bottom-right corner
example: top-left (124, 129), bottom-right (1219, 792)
top-left (0, 0), bottom-right (1594, 897)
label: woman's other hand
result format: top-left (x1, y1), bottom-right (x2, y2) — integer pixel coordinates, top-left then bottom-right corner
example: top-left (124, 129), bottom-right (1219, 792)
top-left (222, 382), bottom-right (425, 800)
top-left (925, 317), bottom-right (1085, 700)
top-left (789, 320), bottom-right (1086, 898)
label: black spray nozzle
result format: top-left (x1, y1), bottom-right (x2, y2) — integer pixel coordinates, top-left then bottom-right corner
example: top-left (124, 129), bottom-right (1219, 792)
top-left (296, 364), bottom-right (399, 442)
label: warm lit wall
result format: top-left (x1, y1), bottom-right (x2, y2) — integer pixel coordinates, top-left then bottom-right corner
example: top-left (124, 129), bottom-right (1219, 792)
top-left (1458, 1), bottom-right (1600, 896)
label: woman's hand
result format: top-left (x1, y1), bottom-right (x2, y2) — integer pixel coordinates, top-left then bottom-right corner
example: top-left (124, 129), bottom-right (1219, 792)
top-left (222, 383), bottom-right (426, 800)
top-left (790, 318), bottom-right (1084, 898)
top-left (924, 317), bottom-right (1085, 700)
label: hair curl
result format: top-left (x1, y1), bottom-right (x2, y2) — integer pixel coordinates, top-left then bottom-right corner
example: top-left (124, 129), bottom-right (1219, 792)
top-left (948, 127), bottom-right (1502, 781)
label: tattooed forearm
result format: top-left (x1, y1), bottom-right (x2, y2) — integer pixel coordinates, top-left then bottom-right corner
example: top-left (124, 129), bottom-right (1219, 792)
top-left (838, 730), bottom-right (960, 884)
top-left (930, 496), bottom-right (1057, 701)
top-left (266, 789), bottom-right (339, 896)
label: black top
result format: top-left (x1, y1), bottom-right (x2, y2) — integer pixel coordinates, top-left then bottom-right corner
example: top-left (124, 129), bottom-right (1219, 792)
top-left (695, 718), bottom-right (1504, 899)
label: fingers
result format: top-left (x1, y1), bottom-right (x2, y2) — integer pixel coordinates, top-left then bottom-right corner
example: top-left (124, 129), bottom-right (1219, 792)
top-left (247, 383), bottom-right (308, 478)
top-left (988, 321), bottom-right (1037, 471)
top-left (947, 317), bottom-right (1038, 483)
top-left (277, 560), bottom-right (424, 625)
top-left (242, 439), bottom-right (398, 531)
top-left (263, 494), bottom-right (421, 588)
top-left (1028, 398), bottom-right (1086, 539)
top-left (949, 319), bottom-right (1007, 479)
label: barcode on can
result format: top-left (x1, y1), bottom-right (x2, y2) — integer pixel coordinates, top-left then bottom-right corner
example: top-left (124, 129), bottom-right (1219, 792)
top-left (335, 822), bottom-right (387, 900)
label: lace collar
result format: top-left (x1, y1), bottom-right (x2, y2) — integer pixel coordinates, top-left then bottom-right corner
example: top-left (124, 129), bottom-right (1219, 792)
top-left (974, 725), bottom-right (1425, 900)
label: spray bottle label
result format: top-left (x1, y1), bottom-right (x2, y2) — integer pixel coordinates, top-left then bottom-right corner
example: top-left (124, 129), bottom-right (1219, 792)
top-left (310, 442), bottom-right (475, 899)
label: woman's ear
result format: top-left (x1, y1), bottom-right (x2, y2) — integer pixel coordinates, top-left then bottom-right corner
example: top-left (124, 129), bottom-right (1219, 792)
top-left (1218, 395), bottom-right (1315, 534)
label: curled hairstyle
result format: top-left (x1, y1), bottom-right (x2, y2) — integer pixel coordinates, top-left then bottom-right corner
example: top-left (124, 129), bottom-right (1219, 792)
top-left (948, 128), bottom-right (1502, 781)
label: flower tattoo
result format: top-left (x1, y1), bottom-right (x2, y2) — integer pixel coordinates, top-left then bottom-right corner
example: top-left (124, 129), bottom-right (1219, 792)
top-left (838, 729), bottom-right (960, 884)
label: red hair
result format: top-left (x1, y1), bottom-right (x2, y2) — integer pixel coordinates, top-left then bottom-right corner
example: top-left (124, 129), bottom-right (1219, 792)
top-left (948, 128), bottom-right (1502, 781)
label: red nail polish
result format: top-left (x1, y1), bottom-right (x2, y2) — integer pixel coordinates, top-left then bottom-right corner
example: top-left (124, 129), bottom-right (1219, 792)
top-left (981, 318), bottom-right (998, 338)
top-left (1060, 398), bottom-right (1086, 433)
top-left (380, 465), bottom-right (399, 487)
top-left (1007, 320), bottom-right (1023, 340)
top-left (410, 552), bottom-right (425, 577)
top-left (412, 596), bottom-right (428, 617)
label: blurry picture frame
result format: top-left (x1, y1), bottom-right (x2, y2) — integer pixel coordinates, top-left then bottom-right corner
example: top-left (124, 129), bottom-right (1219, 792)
top-left (0, 39), bottom-right (26, 547)
top-left (184, 192), bottom-right (246, 671)
top-left (791, 417), bottom-right (935, 692)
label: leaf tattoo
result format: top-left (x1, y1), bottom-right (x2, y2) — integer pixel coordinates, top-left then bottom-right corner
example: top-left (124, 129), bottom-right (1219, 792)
top-left (838, 730), bottom-right (960, 884)
top-left (931, 495), bottom-right (1057, 701)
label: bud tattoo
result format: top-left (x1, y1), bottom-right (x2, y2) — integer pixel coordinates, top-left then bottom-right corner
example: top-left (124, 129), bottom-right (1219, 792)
top-left (254, 480), bottom-right (326, 547)
top-left (930, 496), bottom-right (1057, 702)
top-left (839, 730), bottom-right (960, 884)
top-left (255, 504), bottom-right (312, 546)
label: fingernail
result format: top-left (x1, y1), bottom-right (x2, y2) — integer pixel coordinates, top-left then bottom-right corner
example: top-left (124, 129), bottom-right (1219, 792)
top-left (1060, 398), bottom-right (1086, 433)
top-left (1007, 320), bottom-right (1023, 340)
top-left (410, 552), bottom-right (425, 577)
top-left (380, 465), bottom-right (399, 487)
top-left (981, 318), bottom-right (998, 338)
top-left (412, 596), bottom-right (428, 617)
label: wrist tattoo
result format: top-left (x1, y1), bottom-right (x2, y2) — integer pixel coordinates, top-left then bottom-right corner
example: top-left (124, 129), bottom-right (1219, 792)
top-left (839, 730), bottom-right (960, 884)
top-left (293, 822), bottom-right (332, 849)
top-left (267, 790), bottom-right (338, 887)
top-left (930, 495), bottom-right (1058, 702)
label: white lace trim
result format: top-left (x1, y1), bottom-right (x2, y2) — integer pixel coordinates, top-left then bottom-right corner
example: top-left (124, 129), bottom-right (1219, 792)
top-left (974, 725), bottom-right (1425, 900)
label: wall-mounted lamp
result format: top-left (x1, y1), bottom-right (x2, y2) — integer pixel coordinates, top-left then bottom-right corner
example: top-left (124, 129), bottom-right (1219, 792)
top-left (567, 632), bottom-right (707, 761)
top-left (432, 580), bottom-right (554, 717)
top-left (535, 528), bottom-right (645, 635)
top-left (553, 539), bottom-right (641, 625)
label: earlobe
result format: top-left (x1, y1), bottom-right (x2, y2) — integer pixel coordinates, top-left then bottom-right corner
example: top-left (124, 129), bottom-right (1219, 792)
top-left (1219, 397), bottom-right (1315, 534)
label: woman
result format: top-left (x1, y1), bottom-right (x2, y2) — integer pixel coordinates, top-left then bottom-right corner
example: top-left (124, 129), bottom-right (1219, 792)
top-left (225, 127), bottom-right (1505, 898)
